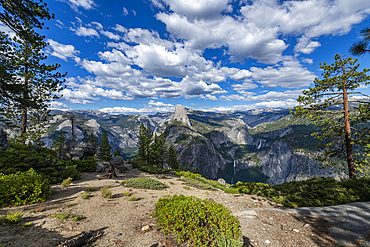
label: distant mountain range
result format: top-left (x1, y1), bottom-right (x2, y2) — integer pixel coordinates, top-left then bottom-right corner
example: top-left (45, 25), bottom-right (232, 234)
top-left (42, 106), bottom-right (347, 185)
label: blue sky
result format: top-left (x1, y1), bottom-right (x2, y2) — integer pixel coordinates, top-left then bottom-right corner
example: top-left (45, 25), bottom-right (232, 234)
top-left (3, 0), bottom-right (370, 114)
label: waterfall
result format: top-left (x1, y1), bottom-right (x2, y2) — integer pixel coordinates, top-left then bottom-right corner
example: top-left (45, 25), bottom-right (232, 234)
top-left (257, 140), bottom-right (262, 149)
top-left (231, 160), bottom-right (237, 184)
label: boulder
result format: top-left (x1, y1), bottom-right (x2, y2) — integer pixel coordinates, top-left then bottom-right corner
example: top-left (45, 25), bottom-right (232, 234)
top-left (0, 128), bottom-right (9, 151)
top-left (217, 178), bottom-right (226, 186)
top-left (110, 156), bottom-right (126, 172)
top-left (96, 161), bottom-right (119, 173)
top-left (58, 140), bottom-right (97, 160)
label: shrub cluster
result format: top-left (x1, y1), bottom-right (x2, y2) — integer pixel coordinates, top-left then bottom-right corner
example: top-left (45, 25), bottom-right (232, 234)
top-left (0, 211), bottom-right (23, 224)
top-left (0, 143), bottom-right (98, 184)
top-left (0, 169), bottom-right (51, 207)
top-left (152, 195), bottom-right (242, 246)
top-left (229, 177), bottom-right (370, 208)
top-left (175, 171), bottom-right (227, 191)
top-left (121, 177), bottom-right (169, 190)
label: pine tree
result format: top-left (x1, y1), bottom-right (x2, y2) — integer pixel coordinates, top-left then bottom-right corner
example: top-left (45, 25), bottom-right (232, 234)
top-left (292, 54), bottom-right (370, 178)
top-left (82, 129), bottom-right (89, 142)
top-left (52, 130), bottom-right (66, 151)
top-left (113, 148), bottom-right (121, 157)
top-left (150, 133), bottom-right (168, 168)
top-left (98, 130), bottom-right (112, 161)
top-left (0, 0), bottom-right (61, 142)
top-left (3, 24), bottom-right (65, 143)
top-left (137, 123), bottom-right (153, 165)
top-left (350, 26), bottom-right (370, 56)
top-left (166, 142), bottom-right (179, 170)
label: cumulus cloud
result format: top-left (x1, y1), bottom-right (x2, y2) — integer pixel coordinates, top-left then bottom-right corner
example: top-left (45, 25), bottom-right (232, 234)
top-left (158, 0), bottom-right (231, 20)
top-left (49, 101), bottom-right (72, 111)
top-left (250, 58), bottom-right (316, 88)
top-left (154, 0), bottom-right (370, 63)
top-left (47, 39), bottom-right (80, 62)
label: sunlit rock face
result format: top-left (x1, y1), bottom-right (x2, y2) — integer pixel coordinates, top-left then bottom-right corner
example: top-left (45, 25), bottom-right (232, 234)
top-left (171, 105), bottom-right (192, 127)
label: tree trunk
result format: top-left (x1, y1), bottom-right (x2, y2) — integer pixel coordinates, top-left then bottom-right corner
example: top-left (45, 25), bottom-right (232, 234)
top-left (342, 65), bottom-right (357, 179)
top-left (20, 43), bottom-right (29, 143)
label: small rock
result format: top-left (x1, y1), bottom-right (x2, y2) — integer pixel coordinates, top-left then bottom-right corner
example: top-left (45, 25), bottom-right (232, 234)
top-left (142, 225), bottom-right (151, 231)
top-left (265, 240), bottom-right (271, 244)
top-left (217, 178), bottom-right (226, 185)
top-left (268, 217), bottom-right (273, 220)
top-left (304, 224), bottom-right (311, 227)
top-left (117, 233), bottom-right (122, 236)
top-left (292, 229), bottom-right (300, 233)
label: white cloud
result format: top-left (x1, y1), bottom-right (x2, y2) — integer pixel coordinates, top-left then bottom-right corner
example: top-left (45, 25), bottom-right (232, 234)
top-left (132, 10), bottom-right (136, 16)
top-left (47, 39), bottom-right (80, 62)
top-left (71, 26), bottom-right (99, 37)
top-left (250, 58), bottom-right (316, 88)
top-left (148, 100), bottom-right (174, 107)
top-left (205, 94), bottom-right (218, 101)
top-left (101, 30), bottom-right (120, 40)
top-left (254, 99), bottom-right (297, 108)
top-left (158, 0), bottom-right (231, 20)
top-left (66, 0), bottom-right (96, 11)
top-left (232, 82), bottom-right (258, 92)
top-left (49, 101), bottom-right (72, 111)
top-left (122, 7), bottom-right (129, 16)
top-left (113, 24), bottom-right (127, 33)
top-left (154, 0), bottom-right (370, 63)
top-left (220, 94), bottom-right (247, 101)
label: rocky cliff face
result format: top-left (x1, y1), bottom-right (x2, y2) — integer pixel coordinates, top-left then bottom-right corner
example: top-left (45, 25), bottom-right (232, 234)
top-left (40, 108), bottom-right (343, 185)
top-left (259, 141), bottom-right (337, 185)
top-left (171, 105), bottom-right (192, 127)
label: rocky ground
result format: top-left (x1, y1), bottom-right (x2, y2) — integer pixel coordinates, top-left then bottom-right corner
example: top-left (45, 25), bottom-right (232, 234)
top-left (0, 167), bottom-right (354, 247)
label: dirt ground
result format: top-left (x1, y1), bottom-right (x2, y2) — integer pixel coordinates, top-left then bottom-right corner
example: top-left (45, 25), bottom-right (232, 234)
top-left (0, 167), bottom-right (343, 247)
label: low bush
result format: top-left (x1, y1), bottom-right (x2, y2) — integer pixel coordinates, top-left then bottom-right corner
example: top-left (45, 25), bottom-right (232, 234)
top-left (80, 192), bottom-right (92, 199)
top-left (129, 196), bottom-right (138, 201)
top-left (71, 157), bottom-right (97, 172)
top-left (51, 212), bottom-right (82, 221)
top-left (61, 177), bottom-right (73, 188)
top-left (229, 177), bottom-right (370, 208)
top-left (123, 191), bottom-right (131, 196)
top-left (0, 143), bottom-right (81, 184)
top-left (121, 177), bottom-right (169, 190)
top-left (0, 211), bottom-right (23, 224)
top-left (152, 195), bottom-right (242, 246)
top-left (100, 186), bottom-right (112, 199)
top-left (175, 171), bottom-right (226, 191)
top-left (0, 169), bottom-right (51, 207)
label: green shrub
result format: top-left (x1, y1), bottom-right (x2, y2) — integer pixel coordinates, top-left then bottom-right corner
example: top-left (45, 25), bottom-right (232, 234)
top-left (123, 191), bottom-right (132, 196)
top-left (100, 186), bottom-right (112, 199)
top-left (71, 157), bottom-right (97, 172)
top-left (51, 212), bottom-right (82, 221)
top-left (0, 169), bottom-right (51, 207)
top-left (230, 177), bottom-right (370, 208)
top-left (0, 211), bottom-right (23, 224)
top-left (0, 143), bottom-right (81, 184)
top-left (80, 192), bottom-right (92, 199)
top-left (86, 187), bottom-right (95, 191)
top-left (61, 177), bottom-right (73, 188)
top-left (224, 187), bottom-right (240, 194)
top-left (176, 171), bottom-right (226, 191)
top-left (121, 177), bottom-right (169, 190)
top-left (129, 196), bottom-right (138, 201)
top-left (152, 195), bottom-right (242, 246)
